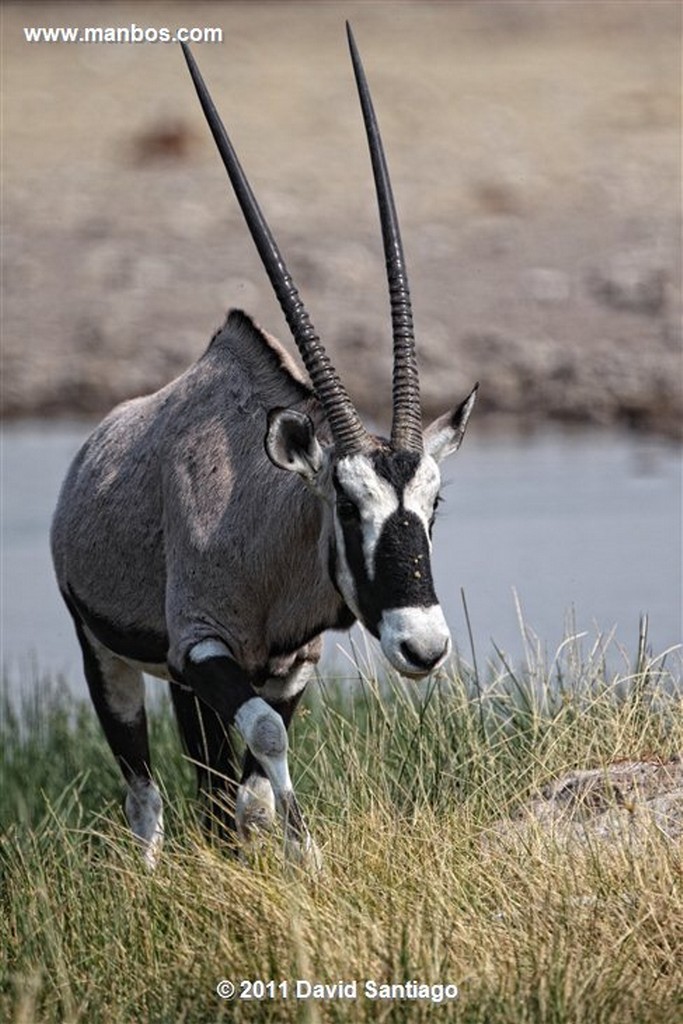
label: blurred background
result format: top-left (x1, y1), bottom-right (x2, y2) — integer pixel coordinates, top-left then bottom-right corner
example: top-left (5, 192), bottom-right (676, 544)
top-left (2, 1), bottom-right (681, 692)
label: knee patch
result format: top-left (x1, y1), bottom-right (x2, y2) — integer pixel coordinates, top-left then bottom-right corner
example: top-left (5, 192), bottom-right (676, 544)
top-left (253, 714), bottom-right (286, 757)
top-left (235, 697), bottom-right (287, 759)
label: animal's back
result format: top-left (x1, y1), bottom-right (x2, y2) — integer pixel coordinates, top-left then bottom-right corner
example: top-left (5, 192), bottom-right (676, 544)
top-left (51, 310), bottom-right (317, 652)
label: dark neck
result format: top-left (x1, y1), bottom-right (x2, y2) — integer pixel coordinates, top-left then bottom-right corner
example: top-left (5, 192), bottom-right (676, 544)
top-left (258, 478), bottom-right (356, 665)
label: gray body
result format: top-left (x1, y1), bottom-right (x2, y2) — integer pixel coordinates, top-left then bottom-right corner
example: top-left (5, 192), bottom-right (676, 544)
top-left (53, 311), bottom-right (343, 678)
top-left (51, 31), bottom-right (478, 868)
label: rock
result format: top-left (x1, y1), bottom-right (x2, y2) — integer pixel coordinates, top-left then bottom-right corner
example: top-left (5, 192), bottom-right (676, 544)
top-left (491, 755), bottom-right (683, 847)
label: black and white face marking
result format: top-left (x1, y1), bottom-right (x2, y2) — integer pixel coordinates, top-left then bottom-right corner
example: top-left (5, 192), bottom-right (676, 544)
top-left (332, 449), bottom-right (451, 677)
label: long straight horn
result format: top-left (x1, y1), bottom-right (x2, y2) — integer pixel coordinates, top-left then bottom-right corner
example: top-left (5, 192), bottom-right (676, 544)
top-left (346, 23), bottom-right (423, 453)
top-left (181, 43), bottom-right (370, 456)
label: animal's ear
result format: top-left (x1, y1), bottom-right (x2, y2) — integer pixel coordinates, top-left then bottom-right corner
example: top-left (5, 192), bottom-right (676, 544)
top-left (424, 383), bottom-right (478, 463)
top-left (265, 408), bottom-right (324, 481)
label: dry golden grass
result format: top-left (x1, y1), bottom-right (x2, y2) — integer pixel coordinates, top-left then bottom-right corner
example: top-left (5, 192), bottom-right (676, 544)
top-left (2, 633), bottom-right (681, 1022)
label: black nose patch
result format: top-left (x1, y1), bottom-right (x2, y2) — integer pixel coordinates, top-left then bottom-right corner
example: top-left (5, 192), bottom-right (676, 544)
top-left (342, 508), bottom-right (437, 636)
top-left (373, 510), bottom-right (438, 609)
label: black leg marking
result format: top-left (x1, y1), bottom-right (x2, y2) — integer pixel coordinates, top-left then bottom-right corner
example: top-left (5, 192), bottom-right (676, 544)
top-left (66, 603), bottom-right (163, 867)
top-left (179, 652), bottom-right (257, 843)
top-left (72, 612), bottom-right (151, 785)
top-left (169, 682), bottom-right (239, 842)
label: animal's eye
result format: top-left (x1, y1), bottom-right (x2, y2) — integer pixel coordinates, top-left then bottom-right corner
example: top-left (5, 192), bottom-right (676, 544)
top-left (337, 497), bottom-right (361, 524)
top-left (429, 494), bottom-right (443, 534)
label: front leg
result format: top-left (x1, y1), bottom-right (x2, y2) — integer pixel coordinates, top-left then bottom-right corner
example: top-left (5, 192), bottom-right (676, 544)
top-left (237, 656), bottom-right (321, 868)
top-left (181, 640), bottom-right (320, 866)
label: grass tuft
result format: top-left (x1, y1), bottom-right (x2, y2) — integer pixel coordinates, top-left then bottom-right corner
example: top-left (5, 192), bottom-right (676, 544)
top-left (1, 631), bottom-right (681, 1023)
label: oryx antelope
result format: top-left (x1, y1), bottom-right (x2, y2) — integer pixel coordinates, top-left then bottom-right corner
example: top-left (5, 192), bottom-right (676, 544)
top-left (51, 26), bottom-right (477, 869)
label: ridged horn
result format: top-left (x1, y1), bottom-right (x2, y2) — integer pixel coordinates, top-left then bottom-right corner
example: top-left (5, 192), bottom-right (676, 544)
top-left (181, 43), bottom-right (370, 456)
top-left (346, 23), bottom-right (423, 453)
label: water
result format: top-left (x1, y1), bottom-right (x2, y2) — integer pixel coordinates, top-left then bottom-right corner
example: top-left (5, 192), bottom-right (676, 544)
top-left (1, 420), bottom-right (680, 696)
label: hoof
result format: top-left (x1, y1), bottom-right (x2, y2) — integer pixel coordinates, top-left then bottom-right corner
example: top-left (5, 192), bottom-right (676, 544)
top-left (125, 780), bottom-right (164, 870)
top-left (236, 774), bottom-right (276, 842)
top-left (140, 828), bottom-right (164, 871)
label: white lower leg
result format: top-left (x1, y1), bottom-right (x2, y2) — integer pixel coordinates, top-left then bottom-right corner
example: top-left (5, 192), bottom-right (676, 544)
top-left (234, 698), bottom-right (321, 868)
top-left (125, 777), bottom-right (164, 870)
